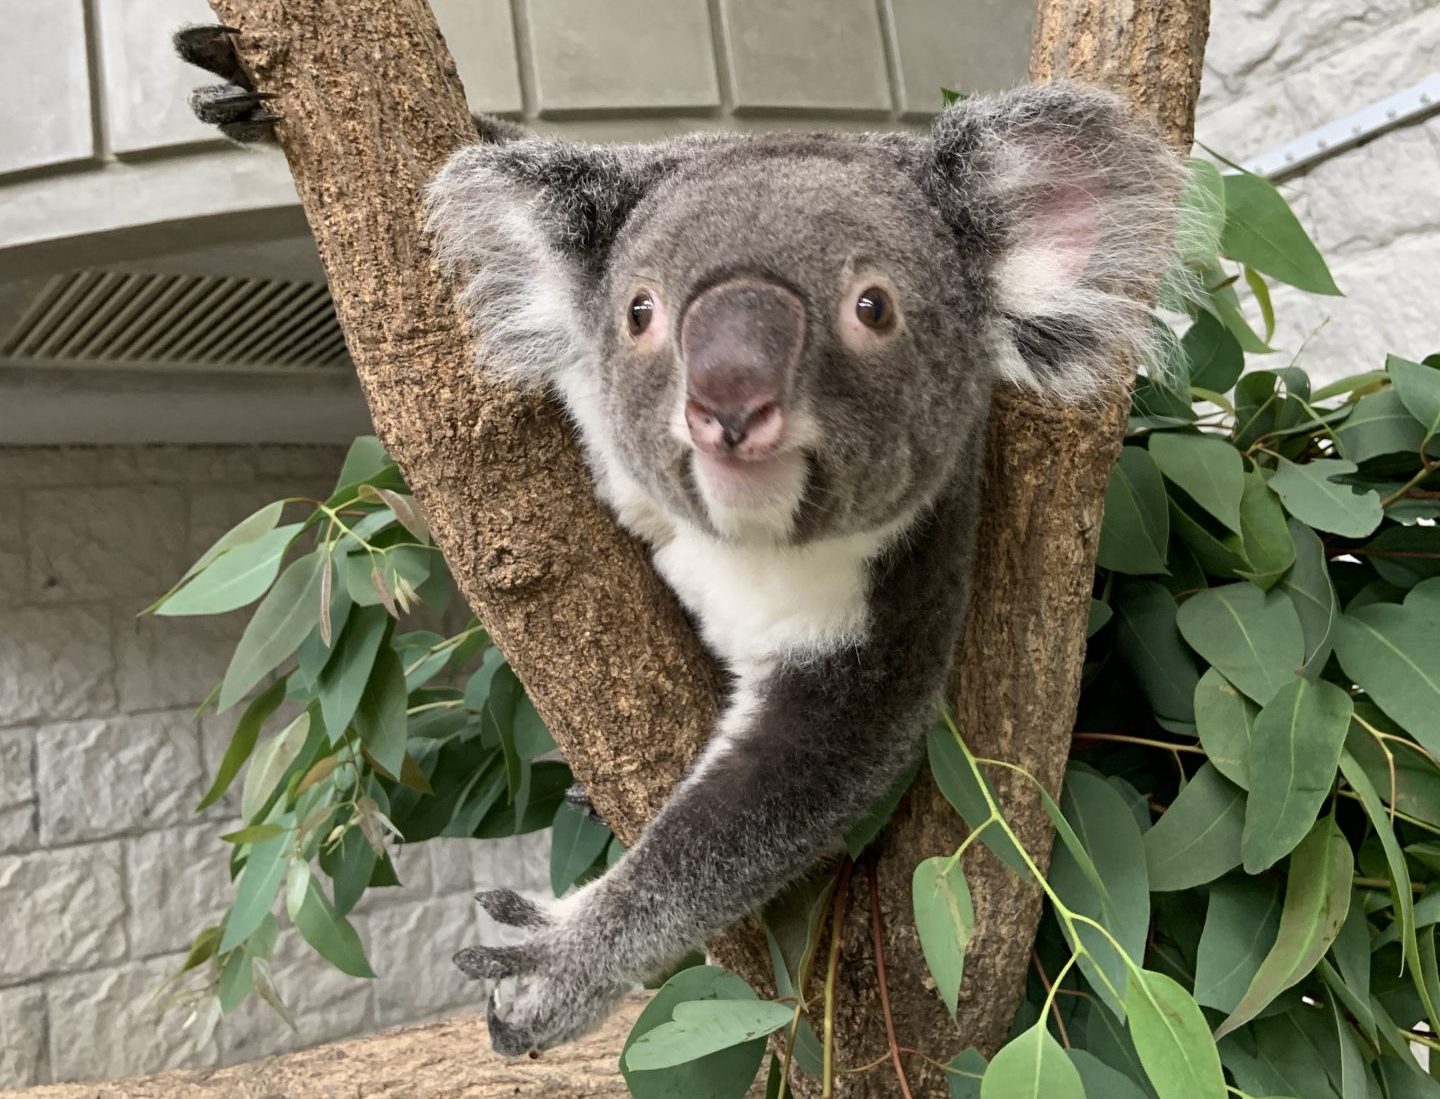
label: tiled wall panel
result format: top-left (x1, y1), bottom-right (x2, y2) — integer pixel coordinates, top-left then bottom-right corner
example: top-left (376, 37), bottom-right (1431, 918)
top-left (720, 0), bottom-right (893, 113)
top-left (432, 0), bottom-right (525, 115)
top-left (887, 0), bottom-right (1036, 114)
top-left (96, 0), bottom-right (217, 155)
top-left (0, 0), bottom-right (95, 174)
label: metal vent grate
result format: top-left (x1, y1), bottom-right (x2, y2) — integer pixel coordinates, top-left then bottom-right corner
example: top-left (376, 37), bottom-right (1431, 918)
top-left (0, 269), bottom-right (350, 373)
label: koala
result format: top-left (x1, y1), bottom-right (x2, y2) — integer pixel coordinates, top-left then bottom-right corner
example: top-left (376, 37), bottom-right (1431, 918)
top-left (178, 25), bottom-right (1183, 1057)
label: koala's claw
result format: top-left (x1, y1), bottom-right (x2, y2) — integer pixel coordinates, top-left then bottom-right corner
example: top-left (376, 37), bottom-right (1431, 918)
top-left (475, 888), bottom-right (551, 929)
top-left (173, 25), bottom-right (251, 87)
top-left (175, 25), bottom-right (278, 143)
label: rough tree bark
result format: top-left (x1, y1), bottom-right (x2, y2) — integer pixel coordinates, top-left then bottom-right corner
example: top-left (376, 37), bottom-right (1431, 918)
top-left (193, 1), bottom-right (1208, 1097)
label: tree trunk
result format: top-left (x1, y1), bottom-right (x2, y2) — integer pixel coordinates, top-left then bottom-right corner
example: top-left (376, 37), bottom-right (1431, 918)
top-left (204, 1), bottom-right (1207, 1096)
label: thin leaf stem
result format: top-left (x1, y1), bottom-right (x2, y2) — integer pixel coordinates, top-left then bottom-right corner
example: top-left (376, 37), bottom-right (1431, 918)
top-left (867, 857), bottom-right (915, 1099)
top-left (821, 858), bottom-right (854, 1099)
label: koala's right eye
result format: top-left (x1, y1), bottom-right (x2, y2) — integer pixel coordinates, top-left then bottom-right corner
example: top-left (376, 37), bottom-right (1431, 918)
top-left (627, 291), bottom-right (656, 336)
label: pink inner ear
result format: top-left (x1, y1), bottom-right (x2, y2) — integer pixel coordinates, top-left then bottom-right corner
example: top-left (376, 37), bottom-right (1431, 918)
top-left (1033, 177), bottom-right (1105, 288)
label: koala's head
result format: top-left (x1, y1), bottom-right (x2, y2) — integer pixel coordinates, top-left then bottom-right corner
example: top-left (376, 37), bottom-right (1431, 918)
top-left (428, 86), bottom-right (1182, 546)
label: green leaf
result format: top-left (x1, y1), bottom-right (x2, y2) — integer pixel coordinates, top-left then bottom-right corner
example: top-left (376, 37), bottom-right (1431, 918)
top-left (1125, 967), bottom-right (1228, 1099)
top-left (289, 875), bottom-right (374, 978)
top-left (1067, 1050), bottom-right (1150, 1099)
top-left (333, 436), bottom-right (391, 493)
top-left (1144, 763), bottom-right (1246, 892)
top-left (1333, 579), bottom-right (1440, 759)
top-left (550, 801), bottom-right (613, 896)
top-left (1050, 771), bottom-right (1150, 1015)
top-left (980, 1020), bottom-right (1085, 1099)
top-left (219, 825), bottom-right (291, 953)
top-left (1268, 458), bottom-right (1383, 538)
top-left (316, 606), bottom-right (390, 739)
top-left (1087, 598), bottom-right (1114, 637)
top-left (926, 725), bottom-right (1030, 878)
top-left (1332, 388), bottom-right (1426, 463)
top-left (1194, 667), bottom-right (1258, 789)
top-left (1241, 678), bottom-right (1353, 872)
top-left (1236, 472), bottom-right (1296, 590)
top-left (1220, 171), bottom-right (1341, 295)
top-left (1243, 266), bottom-right (1276, 343)
top-left (156, 524), bottom-right (303, 617)
top-left (621, 966), bottom-right (769, 1099)
top-left (170, 500), bottom-right (285, 594)
top-left (1388, 354), bottom-right (1440, 443)
top-left (1176, 582), bottom-right (1304, 705)
top-left (913, 856), bottom-right (975, 1017)
top-left (1197, 257), bottom-right (1272, 353)
top-left (219, 552), bottom-right (326, 711)
top-left (1183, 312), bottom-right (1245, 393)
top-left (1115, 581), bottom-right (1200, 724)
top-left (197, 676), bottom-right (288, 811)
top-left (1364, 524), bottom-right (1440, 588)
top-left (511, 696), bottom-right (556, 760)
top-left (1339, 751), bottom-right (1436, 1036)
top-left (625, 1000), bottom-right (792, 1072)
top-left (1279, 521), bottom-right (1338, 676)
top-left (352, 645), bottom-right (408, 778)
top-left (948, 1048), bottom-right (988, 1099)
top-left (1098, 447), bottom-right (1171, 575)
top-left (1215, 817), bottom-right (1354, 1038)
top-left (1170, 497), bottom-right (1250, 580)
top-left (1150, 433), bottom-right (1245, 534)
top-left (240, 711), bottom-right (311, 822)
top-left (1194, 877), bottom-right (1283, 1013)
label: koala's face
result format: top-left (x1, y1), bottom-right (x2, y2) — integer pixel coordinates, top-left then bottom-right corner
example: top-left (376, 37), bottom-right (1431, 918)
top-left (428, 87), bottom-right (1183, 548)
top-left (595, 141), bottom-right (990, 544)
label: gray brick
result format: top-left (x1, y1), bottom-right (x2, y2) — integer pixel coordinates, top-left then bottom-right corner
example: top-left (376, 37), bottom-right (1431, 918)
top-left (186, 485), bottom-right (304, 563)
top-left (0, 730), bottom-right (36, 852)
top-left (37, 712), bottom-right (205, 844)
top-left (114, 611), bottom-right (245, 714)
top-left (0, 604), bottom-right (116, 727)
top-left (721, 0), bottom-right (892, 113)
top-left (0, 984), bottom-right (46, 1088)
top-left (367, 898), bottom-right (477, 1026)
top-left (528, 0), bottom-right (720, 114)
top-left (0, 844), bottom-right (126, 985)
top-left (125, 823), bottom-right (233, 959)
top-left (0, 448), bottom-right (109, 489)
top-left (250, 445), bottom-right (348, 482)
top-left (26, 485), bottom-right (186, 604)
top-left (45, 954), bottom-right (219, 1083)
top-left (107, 444), bottom-right (263, 486)
top-left (0, 491), bottom-right (25, 604)
top-left (427, 837), bottom-right (478, 896)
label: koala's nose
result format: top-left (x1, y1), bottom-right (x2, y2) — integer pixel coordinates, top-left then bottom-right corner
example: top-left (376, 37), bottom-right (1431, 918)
top-left (680, 278), bottom-right (805, 457)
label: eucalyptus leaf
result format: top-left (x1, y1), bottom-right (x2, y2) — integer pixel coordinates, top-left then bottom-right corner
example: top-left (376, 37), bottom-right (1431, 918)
top-left (1388, 354), bottom-right (1440, 442)
top-left (1241, 678), bottom-right (1352, 872)
top-left (1279, 521), bottom-right (1338, 675)
top-left (913, 856), bottom-right (974, 1017)
top-left (1194, 877), bottom-right (1283, 1013)
top-left (1220, 171), bottom-right (1340, 295)
top-left (1144, 763), bottom-right (1246, 892)
top-left (219, 552), bottom-right (326, 711)
top-left (1176, 582), bottom-right (1304, 705)
top-left (1125, 967), bottom-right (1228, 1099)
top-left (1115, 581), bottom-right (1200, 724)
top-left (1269, 458), bottom-right (1383, 538)
top-left (1193, 668), bottom-right (1258, 789)
top-left (1099, 447), bottom-right (1171, 575)
top-left (1150, 432), bottom-right (1245, 534)
top-left (980, 1020), bottom-right (1084, 1099)
top-left (1216, 817), bottom-right (1353, 1038)
top-left (156, 524), bottom-right (303, 616)
top-left (1331, 388), bottom-right (1425, 463)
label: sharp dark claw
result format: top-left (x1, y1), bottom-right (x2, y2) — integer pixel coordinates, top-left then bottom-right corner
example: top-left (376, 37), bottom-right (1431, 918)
top-left (174, 24), bottom-right (254, 89)
top-left (455, 944), bottom-right (530, 981)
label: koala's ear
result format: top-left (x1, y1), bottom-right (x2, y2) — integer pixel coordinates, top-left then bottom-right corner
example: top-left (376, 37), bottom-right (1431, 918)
top-left (427, 137), bottom-right (709, 386)
top-left (926, 84), bottom-right (1184, 396)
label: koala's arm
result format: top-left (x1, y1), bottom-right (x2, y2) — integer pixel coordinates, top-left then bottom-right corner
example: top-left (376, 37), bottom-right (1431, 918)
top-left (174, 25), bottom-right (526, 146)
top-left (456, 483), bottom-right (979, 1055)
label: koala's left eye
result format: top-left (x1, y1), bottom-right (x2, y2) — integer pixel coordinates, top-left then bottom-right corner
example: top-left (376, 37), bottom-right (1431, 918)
top-left (855, 286), bottom-right (896, 331)
top-left (628, 291), bottom-right (656, 336)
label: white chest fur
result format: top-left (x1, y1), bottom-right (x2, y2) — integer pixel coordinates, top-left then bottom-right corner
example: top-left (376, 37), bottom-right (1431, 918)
top-left (651, 524), bottom-right (889, 667)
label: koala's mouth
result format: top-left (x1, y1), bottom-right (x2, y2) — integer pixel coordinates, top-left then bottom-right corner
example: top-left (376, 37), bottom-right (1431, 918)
top-left (688, 449), bottom-right (809, 535)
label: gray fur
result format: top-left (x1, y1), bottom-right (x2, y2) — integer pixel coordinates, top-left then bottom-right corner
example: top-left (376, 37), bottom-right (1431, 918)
top-left (427, 82), bottom-right (1183, 1058)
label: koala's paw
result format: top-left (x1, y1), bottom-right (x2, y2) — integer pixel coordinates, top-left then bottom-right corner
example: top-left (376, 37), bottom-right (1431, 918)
top-left (174, 25), bottom-right (279, 144)
top-left (456, 889), bottom-right (627, 1056)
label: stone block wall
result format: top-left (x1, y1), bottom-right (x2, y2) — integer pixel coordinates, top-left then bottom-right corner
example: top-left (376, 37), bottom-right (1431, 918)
top-left (0, 446), bottom-right (549, 1087)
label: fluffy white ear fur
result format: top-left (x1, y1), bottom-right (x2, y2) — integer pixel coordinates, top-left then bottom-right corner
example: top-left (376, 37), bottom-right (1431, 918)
top-left (938, 86), bottom-right (1187, 401)
top-left (426, 146), bottom-right (596, 392)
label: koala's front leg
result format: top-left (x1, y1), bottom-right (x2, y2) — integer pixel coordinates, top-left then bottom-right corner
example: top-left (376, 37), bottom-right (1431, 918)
top-left (456, 498), bottom-right (973, 1056)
